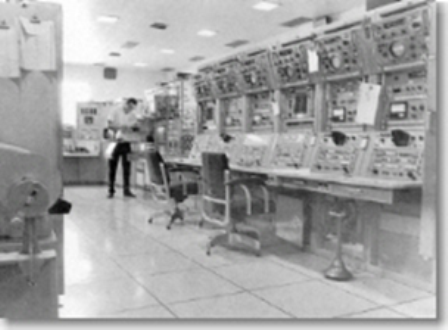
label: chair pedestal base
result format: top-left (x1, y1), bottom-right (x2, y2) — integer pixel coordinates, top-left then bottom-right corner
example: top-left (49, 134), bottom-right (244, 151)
top-left (166, 207), bottom-right (184, 230)
top-left (324, 257), bottom-right (353, 281)
top-left (323, 199), bottom-right (354, 282)
top-left (148, 206), bottom-right (184, 230)
top-left (207, 229), bottom-right (261, 257)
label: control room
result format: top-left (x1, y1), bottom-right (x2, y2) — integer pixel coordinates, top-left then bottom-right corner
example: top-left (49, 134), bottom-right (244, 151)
top-left (0, 0), bottom-right (441, 324)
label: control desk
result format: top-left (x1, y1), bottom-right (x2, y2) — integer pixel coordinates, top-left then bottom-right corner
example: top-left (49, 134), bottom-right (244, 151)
top-left (187, 134), bottom-right (212, 163)
top-left (326, 77), bottom-right (362, 129)
top-left (271, 37), bottom-right (314, 88)
top-left (363, 129), bottom-right (424, 182)
top-left (165, 119), bottom-right (181, 157)
top-left (208, 132), bottom-right (243, 157)
top-left (212, 57), bottom-right (243, 98)
top-left (370, 4), bottom-right (429, 69)
top-left (193, 66), bottom-right (215, 101)
top-left (221, 96), bottom-right (245, 132)
top-left (316, 21), bottom-right (365, 78)
top-left (310, 131), bottom-right (370, 176)
top-left (239, 48), bottom-right (276, 92)
top-left (198, 99), bottom-right (217, 132)
top-left (247, 91), bottom-right (275, 132)
top-left (281, 85), bottom-right (315, 130)
top-left (268, 132), bottom-right (315, 170)
top-left (229, 133), bottom-right (274, 169)
top-left (383, 67), bottom-right (427, 126)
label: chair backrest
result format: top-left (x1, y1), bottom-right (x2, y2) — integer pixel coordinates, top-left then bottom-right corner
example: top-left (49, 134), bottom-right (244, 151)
top-left (201, 152), bottom-right (228, 199)
top-left (146, 150), bottom-right (168, 186)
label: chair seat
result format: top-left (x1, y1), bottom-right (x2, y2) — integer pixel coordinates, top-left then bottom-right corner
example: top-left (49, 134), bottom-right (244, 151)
top-left (205, 192), bottom-right (276, 221)
top-left (169, 181), bottom-right (199, 203)
top-left (231, 197), bottom-right (276, 220)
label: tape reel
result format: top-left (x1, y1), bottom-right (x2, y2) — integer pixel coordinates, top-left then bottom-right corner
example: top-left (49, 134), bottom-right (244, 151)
top-left (7, 179), bottom-right (49, 218)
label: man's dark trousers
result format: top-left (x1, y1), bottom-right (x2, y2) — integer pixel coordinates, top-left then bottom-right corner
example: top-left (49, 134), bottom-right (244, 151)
top-left (108, 142), bottom-right (131, 195)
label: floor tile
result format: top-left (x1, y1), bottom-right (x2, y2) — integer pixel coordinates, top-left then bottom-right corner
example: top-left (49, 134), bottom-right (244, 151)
top-left (64, 253), bottom-right (128, 286)
top-left (100, 305), bottom-right (175, 319)
top-left (253, 280), bottom-right (378, 318)
top-left (344, 307), bottom-right (407, 319)
top-left (172, 244), bottom-right (240, 268)
top-left (169, 292), bottom-right (291, 319)
top-left (212, 261), bottom-right (312, 290)
top-left (60, 277), bottom-right (160, 318)
top-left (133, 269), bottom-right (242, 304)
top-left (60, 187), bottom-right (436, 321)
top-left (324, 274), bottom-right (432, 306)
top-left (114, 251), bottom-right (200, 275)
top-left (389, 297), bottom-right (437, 319)
top-left (93, 236), bottom-right (173, 257)
top-left (268, 251), bottom-right (335, 279)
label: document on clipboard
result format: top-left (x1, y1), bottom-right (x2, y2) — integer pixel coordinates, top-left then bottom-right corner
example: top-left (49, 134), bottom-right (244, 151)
top-left (0, 26), bottom-right (20, 78)
top-left (19, 17), bottom-right (56, 71)
top-left (356, 82), bottom-right (382, 126)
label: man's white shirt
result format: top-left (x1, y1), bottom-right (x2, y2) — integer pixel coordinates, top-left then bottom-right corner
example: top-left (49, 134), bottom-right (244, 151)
top-left (108, 104), bottom-right (140, 141)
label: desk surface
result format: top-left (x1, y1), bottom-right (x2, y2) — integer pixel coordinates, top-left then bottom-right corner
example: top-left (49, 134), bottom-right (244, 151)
top-left (166, 157), bottom-right (422, 191)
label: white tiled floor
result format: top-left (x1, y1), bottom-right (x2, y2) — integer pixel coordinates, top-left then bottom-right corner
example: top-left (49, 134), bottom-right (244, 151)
top-left (59, 186), bottom-right (436, 319)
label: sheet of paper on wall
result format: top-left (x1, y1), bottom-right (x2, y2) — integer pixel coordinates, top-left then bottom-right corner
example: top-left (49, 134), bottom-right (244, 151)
top-left (0, 27), bottom-right (20, 78)
top-left (307, 49), bottom-right (319, 73)
top-left (271, 100), bottom-right (280, 116)
top-left (356, 82), bottom-right (382, 126)
top-left (19, 17), bottom-right (56, 71)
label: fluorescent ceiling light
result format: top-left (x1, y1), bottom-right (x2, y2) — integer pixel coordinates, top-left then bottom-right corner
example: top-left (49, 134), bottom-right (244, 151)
top-left (161, 49), bottom-right (175, 54)
top-left (197, 29), bottom-right (217, 37)
top-left (97, 15), bottom-right (119, 24)
top-left (253, 1), bottom-right (279, 11)
top-left (134, 62), bottom-right (148, 67)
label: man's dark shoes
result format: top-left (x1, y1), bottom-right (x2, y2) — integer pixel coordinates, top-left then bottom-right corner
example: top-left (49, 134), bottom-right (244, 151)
top-left (124, 190), bottom-right (136, 198)
top-left (107, 192), bottom-right (114, 199)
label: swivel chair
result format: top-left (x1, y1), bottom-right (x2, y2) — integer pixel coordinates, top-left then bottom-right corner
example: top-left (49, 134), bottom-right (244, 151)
top-left (200, 152), bottom-right (276, 256)
top-left (145, 150), bottom-right (200, 230)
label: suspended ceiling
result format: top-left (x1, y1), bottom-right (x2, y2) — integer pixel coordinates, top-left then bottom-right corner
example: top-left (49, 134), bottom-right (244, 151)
top-left (49, 0), bottom-right (365, 74)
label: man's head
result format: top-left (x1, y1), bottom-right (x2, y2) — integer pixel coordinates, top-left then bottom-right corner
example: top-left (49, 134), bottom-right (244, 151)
top-left (124, 98), bottom-right (138, 113)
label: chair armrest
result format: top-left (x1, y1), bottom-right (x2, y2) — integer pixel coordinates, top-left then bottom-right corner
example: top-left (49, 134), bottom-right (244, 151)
top-left (228, 178), bottom-right (273, 214)
top-left (168, 167), bottom-right (201, 176)
top-left (225, 177), bottom-right (266, 187)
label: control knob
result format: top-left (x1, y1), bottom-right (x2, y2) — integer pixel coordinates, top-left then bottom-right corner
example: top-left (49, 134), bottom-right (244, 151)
top-left (330, 53), bottom-right (343, 69)
top-left (390, 41), bottom-right (406, 58)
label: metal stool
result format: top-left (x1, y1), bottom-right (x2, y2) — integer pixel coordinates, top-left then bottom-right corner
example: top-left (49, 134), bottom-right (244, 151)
top-left (324, 199), bottom-right (355, 281)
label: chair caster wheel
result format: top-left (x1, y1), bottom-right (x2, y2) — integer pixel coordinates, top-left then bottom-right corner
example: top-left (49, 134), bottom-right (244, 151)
top-left (198, 221), bottom-right (203, 228)
top-left (148, 218), bottom-right (153, 224)
top-left (206, 251), bottom-right (211, 256)
top-left (166, 226), bottom-right (171, 230)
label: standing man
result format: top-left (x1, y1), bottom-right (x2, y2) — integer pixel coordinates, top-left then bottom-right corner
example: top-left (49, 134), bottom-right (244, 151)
top-left (106, 98), bottom-right (140, 198)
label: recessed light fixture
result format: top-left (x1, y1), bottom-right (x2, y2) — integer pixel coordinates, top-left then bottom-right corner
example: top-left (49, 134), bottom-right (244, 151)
top-left (122, 41), bottom-right (140, 49)
top-left (134, 62), bottom-right (148, 67)
top-left (151, 22), bottom-right (168, 30)
top-left (253, 1), bottom-right (279, 11)
top-left (97, 15), bottom-right (119, 24)
top-left (226, 40), bottom-right (250, 48)
top-left (281, 17), bottom-right (311, 27)
top-left (109, 52), bottom-right (121, 57)
top-left (197, 29), bottom-right (217, 37)
top-left (161, 49), bottom-right (175, 54)
top-left (190, 56), bottom-right (205, 62)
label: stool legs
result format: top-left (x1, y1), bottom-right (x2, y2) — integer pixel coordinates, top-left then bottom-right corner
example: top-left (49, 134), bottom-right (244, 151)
top-left (324, 200), bottom-right (353, 281)
top-left (166, 205), bottom-right (184, 230)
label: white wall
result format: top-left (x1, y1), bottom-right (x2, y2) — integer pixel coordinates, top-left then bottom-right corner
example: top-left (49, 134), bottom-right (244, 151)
top-left (62, 64), bottom-right (166, 126)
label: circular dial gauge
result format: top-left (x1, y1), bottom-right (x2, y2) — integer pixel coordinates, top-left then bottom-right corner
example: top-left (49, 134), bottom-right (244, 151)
top-left (390, 41), bottom-right (406, 58)
top-left (330, 53), bottom-right (343, 69)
